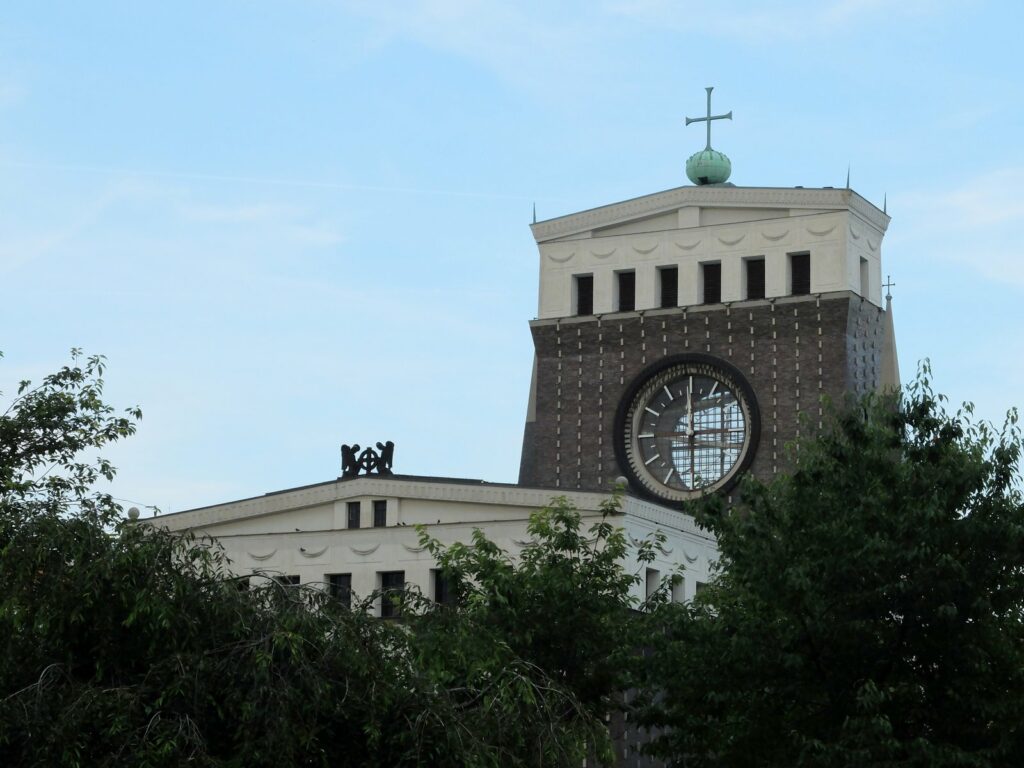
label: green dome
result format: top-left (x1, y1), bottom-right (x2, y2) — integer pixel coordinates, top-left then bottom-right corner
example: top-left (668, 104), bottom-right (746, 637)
top-left (686, 149), bottom-right (732, 185)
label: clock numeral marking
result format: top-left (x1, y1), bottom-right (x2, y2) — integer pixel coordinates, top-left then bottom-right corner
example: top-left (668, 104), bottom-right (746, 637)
top-left (663, 385), bottom-right (674, 401)
top-left (645, 407), bottom-right (661, 417)
top-left (644, 453), bottom-right (660, 466)
top-left (664, 467), bottom-right (675, 484)
top-left (638, 432), bottom-right (655, 439)
top-left (708, 382), bottom-right (718, 397)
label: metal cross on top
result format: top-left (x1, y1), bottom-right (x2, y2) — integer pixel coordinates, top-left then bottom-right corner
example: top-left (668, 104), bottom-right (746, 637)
top-left (685, 86), bottom-right (732, 151)
top-left (883, 275), bottom-right (896, 301)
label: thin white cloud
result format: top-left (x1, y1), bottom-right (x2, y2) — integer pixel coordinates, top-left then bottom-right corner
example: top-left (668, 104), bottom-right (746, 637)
top-left (604, 0), bottom-right (958, 41)
top-left (336, 0), bottom-right (604, 93)
top-left (899, 167), bottom-right (1024, 288)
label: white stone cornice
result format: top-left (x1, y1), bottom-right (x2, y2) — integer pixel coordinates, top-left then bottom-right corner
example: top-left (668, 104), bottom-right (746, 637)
top-left (148, 475), bottom-right (713, 543)
top-left (530, 185), bottom-right (889, 243)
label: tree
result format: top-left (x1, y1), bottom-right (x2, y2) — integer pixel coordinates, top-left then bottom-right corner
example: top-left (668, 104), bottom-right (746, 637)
top-left (412, 494), bottom-right (663, 764)
top-left (0, 350), bottom-right (642, 767)
top-left (639, 373), bottom-right (1024, 767)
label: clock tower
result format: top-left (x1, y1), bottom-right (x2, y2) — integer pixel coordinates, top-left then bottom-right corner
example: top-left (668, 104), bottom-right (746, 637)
top-left (519, 89), bottom-right (897, 505)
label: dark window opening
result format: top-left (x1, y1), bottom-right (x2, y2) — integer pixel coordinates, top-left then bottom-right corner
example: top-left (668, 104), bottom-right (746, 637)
top-left (433, 569), bottom-right (458, 607)
top-left (273, 574), bottom-right (300, 586)
top-left (347, 501), bottom-right (360, 529)
top-left (380, 571), bottom-right (405, 619)
top-left (617, 271), bottom-right (635, 312)
top-left (328, 573), bottom-right (352, 609)
top-left (696, 581), bottom-right (708, 594)
top-left (791, 252), bottom-right (811, 295)
top-left (746, 258), bottom-right (766, 300)
top-left (659, 266), bottom-right (678, 308)
top-left (575, 274), bottom-right (593, 316)
top-left (702, 263), bottom-right (722, 304)
top-left (373, 499), bottom-right (387, 528)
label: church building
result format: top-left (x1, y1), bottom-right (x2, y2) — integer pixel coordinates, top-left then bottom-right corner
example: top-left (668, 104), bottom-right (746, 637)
top-left (152, 87), bottom-right (898, 629)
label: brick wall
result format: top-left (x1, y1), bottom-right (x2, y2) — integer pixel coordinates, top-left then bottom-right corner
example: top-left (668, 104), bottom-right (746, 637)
top-left (519, 291), bottom-right (886, 494)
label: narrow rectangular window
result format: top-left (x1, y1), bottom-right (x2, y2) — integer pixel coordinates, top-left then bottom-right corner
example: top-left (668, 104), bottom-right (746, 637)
top-left (702, 262), bottom-right (721, 304)
top-left (575, 274), bottom-right (593, 316)
top-left (745, 258), bottom-right (765, 300)
top-left (790, 252), bottom-right (811, 295)
top-left (659, 266), bottom-right (678, 308)
top-left (671, 576), bottom-right (685, 603)
top-left (373, 499), bottom-right (387, 528)
top-left (617, 271), bottom-right (635, 312)
top-left (273, 574), bottom-right (300, 586)
top-left (859, 257), bottom-right (869, 297)
top-left (646, 568), bottom-right (661, 599)
top-left (433, 569), bottom-right (458, 607)
top-left (380, 571), bottom-right (405, 619)
top-left (695, 581), bottom-right (708, 595)
top-left (347, 501), bottom-right (361, 529)
top-left (328, 573), bottom-right (352, 609)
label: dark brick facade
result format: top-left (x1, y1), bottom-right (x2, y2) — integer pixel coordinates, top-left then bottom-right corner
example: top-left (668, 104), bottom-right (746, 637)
top-left (519, 291), bottom-right (886, 495)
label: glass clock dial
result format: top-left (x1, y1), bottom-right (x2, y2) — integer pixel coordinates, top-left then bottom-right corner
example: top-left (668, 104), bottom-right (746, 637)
top-left (615, 355), bottom-right (760, 504)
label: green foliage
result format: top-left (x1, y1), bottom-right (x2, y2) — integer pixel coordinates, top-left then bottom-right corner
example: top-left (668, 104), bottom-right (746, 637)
top-left (639, 371), bottom-right (1024, 767)
top-left (412, 494), bottom-right (662, 764)
top-left (0, 351), bottom-right (645, 767)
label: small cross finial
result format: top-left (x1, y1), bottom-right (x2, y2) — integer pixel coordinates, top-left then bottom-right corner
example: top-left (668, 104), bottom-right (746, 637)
top-left (883, 274), bottom-right (895, 301)
top-left (685, 86), bottom-right (732, 151)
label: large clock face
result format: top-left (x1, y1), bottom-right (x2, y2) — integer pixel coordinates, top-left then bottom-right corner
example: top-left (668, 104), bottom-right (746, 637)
top-left (614, 354), bottom-right (760, 504)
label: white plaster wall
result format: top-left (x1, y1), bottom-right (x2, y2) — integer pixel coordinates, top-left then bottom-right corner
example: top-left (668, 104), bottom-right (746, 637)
top-left (153, 482), bottom-right (717, 609)
top-left (535, 189), bottom-right (890, 319)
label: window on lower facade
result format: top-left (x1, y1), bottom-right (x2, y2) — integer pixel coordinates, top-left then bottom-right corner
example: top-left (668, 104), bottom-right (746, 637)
top-left (373, 499), bottom-right (387, 528)
top-left (790, 252), bottom-right (811, 295)
top-left (327, 573), bottom-right (352, 609)
top-left (575, 274), bottom-right (594, 316)
top-left (702, 262), bottom-right (722, 304)
top-left (379, 570), bottom-right (405, 619)
top-left (273, 574), bottom-right (300, 586)
top-left (745, 257), bottom-right (765, 300)
top-left (646, 568), bottom-right (661, 600)
top-left (695, 581), bottom-right (708, 595)
top-left (658, 266), bottom-right (678, 308)
top-left (671, 575), bottom-right (685, 603)
top-left (347, 500), bottom-right (361, 529)
top-left (432, 568), bottom-right (458, 607)
top-left (616, 270), bottom-right (635, 312)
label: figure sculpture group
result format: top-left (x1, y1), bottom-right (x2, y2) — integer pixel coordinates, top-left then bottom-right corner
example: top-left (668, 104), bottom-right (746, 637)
top-left (341, 440), bottom-right (394, 478)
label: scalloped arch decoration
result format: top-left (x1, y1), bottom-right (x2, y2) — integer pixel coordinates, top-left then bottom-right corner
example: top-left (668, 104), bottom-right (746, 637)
top-left (546, 249), bottom-right (576, 263)
top-left (349, 543), bottom-right (380, 556)
top-left (807, 224), bottom-right (836, 237)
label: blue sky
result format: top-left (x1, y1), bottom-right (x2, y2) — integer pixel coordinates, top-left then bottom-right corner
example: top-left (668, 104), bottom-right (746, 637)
top-left (1, 0), bottom-right (1022, 512)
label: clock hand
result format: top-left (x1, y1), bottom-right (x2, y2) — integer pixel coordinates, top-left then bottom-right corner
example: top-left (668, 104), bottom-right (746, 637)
top-left (686, 379), bottom-right (694, 437)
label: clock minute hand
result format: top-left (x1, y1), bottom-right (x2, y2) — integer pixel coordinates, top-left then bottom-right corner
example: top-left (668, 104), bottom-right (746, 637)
top-left (686, 380), bottom-right (694, 436)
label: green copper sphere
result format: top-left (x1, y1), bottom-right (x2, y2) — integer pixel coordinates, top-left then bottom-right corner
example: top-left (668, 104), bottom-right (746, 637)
top-left (686, 149), bottom-right (732, 185)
